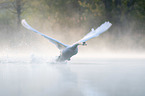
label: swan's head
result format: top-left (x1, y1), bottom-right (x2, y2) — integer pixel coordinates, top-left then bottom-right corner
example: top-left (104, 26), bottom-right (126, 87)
top-left (78, 42), bottom-right (87, 46)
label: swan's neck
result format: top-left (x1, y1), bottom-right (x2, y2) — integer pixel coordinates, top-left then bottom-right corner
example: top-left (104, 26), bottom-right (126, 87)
top-left (71, 43), bottom-right (79, 50)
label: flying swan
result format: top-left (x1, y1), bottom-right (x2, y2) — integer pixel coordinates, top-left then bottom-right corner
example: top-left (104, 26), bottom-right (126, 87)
top-left (21, 19), bottom-right (112, 62)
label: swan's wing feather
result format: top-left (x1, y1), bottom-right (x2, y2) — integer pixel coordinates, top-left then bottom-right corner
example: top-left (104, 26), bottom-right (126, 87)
top-left (77, 21), bottom-right (112, 43)
top-left (21, 19), bottom-right (68, 50)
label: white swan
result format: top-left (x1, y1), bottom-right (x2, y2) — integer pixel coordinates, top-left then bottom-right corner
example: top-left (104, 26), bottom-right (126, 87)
top-left (21, 19), bottom-right (112, 62)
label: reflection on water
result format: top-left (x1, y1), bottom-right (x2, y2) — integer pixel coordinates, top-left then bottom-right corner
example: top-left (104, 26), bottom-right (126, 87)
top-left (0, 59), bottom-right (145, 96)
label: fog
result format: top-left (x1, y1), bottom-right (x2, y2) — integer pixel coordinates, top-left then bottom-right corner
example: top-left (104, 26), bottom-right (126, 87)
top-left (0, 59), bottom-right (145, 96)
top-left (1, 16), bottom-right (145, 59)
top-left (0, 1), bottom-right (145, 96)
top-left (0, 12), bottom-right (145, 96)
top-left (1, 20), bottom-right (145, 59)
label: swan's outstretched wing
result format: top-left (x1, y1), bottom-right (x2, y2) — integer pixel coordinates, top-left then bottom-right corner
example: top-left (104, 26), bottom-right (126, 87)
top-left (76, 21), bottom-right (112, 43)
top-left (21, 19), bottom-right (68, 51)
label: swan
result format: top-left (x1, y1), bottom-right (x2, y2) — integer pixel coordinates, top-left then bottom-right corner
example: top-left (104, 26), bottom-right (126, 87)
top-left (21, 19), bottom-right (112, 62)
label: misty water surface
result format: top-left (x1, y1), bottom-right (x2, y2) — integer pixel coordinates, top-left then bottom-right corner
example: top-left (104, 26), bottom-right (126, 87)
top-left (0, 58), bottom-right (145, 96)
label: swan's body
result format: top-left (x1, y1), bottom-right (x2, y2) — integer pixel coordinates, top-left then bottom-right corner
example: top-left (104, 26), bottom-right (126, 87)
top-left (56, 44), bottom-right (79, 62)
top-left (21, 19), bottom-right (112, 62)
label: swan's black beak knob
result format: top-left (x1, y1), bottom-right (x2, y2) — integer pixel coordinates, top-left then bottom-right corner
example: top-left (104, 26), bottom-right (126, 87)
top-left (82, 42), bottom-right (87, 46)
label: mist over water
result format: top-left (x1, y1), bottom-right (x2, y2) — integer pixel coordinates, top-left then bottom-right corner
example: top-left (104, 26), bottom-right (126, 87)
top-left (0, 1), bottom-right (145, 95)
top-left (0, 58), bottom-right (145, 96)
top-left (1, 26), bottom-right (144, 96)
top-left (1, 19), bottom-right (145, 60)
top-left (0, 15), bottom-right (144, 96)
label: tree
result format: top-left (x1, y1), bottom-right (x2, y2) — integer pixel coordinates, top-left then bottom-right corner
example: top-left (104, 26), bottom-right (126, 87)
top-left (0, 0), bottom-right (26, 30)
top-left (11, 0), bottom-right (25, 30)
top-left (102, 0), bottom-right (113, 20)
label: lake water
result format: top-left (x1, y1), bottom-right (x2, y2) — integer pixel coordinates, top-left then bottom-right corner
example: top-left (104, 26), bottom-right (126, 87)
top-left (0, 58), bottom-right (145, 96)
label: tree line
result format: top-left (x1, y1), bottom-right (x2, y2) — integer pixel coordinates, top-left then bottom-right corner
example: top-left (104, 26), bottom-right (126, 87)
top-left (0, 0), bottom-right (145, 49)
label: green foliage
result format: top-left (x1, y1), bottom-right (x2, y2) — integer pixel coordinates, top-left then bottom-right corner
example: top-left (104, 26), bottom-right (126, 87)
top-left (1, 0), bottom-right (144, 30)
top-left (0, 0), bottom-right (145, 49)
